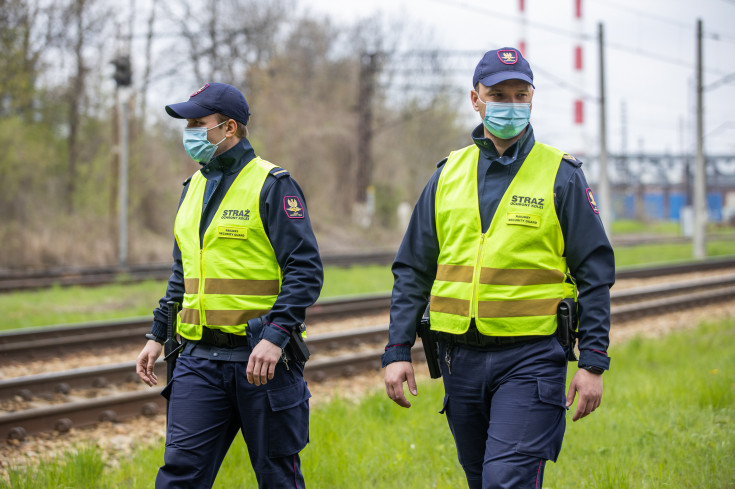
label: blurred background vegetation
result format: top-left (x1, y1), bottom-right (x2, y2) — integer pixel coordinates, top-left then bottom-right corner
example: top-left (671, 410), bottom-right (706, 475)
top-left (3, 0), bottom-right (732, 273)
top-left (0, 0), bottom-right (470, 270)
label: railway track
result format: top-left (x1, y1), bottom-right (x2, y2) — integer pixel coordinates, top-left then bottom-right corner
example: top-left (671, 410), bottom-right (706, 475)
top-left (1, 244), bottom-right (733, 293)
top-left (0, 250), bottom-right (398, 293)
top-left (2, 264), bottom-right (735, 442)
top-left (0, 295), bottom-right (392, 362)
top-left (3, 258), bottom-right (735, 363)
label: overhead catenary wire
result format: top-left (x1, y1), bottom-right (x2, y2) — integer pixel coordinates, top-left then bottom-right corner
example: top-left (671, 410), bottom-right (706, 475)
top-left (425, 0), bottom-right (735, 67)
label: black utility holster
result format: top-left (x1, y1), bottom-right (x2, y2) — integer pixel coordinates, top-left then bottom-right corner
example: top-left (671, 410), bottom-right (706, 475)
top-left (556, 298), bottom-right (578, 361)
top-left (417, 306), bottom-right (442, 379)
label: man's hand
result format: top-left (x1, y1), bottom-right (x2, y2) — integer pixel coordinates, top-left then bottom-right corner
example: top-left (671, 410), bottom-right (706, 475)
top-left (247, 339), bottom-right (282, 386)
top-left (384, 361), bottom-right (418, 408)
top-left (566, 368), bottom-right (603, 421)
top-left (136, 340), bottom-right (163, 387)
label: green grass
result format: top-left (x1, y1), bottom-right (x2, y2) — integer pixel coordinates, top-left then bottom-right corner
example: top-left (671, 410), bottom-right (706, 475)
top-left (610, 219), bottom-right (735, 236)
top-left (0, 281), bottom-right (165, 332)
top-left (0, 265), bottom-right (394, 331)
top-left (318, 264), bottom-right (393, 299)
top-left (4, 318), bottom-right (734, 488)
top-left (610, 219), bottom-right (682, 235)
top-left (614, 239), bottom-right (735, 268)
top-left (2, 446), bottom-right (106, 489)
top-left (5, 239), bottom-right (735, 332)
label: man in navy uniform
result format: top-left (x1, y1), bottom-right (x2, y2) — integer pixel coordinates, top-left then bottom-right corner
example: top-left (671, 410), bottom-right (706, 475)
top-left (136, 82), bottom-right (322, 489)
top-left (383, 48), bottom-right (615, 488)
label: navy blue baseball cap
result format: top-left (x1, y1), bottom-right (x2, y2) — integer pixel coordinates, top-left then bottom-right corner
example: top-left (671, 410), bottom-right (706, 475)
top-left (472, 47), bottom-right (534, 88)
top-left (165, 82), bottom-right (250, 125)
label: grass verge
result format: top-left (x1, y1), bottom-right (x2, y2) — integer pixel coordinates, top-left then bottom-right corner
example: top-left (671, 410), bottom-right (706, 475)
top-left (2, 242), bottom-right (735, 332)
top-left (3, 317), bottom-right (734, 488)
top-left (0, 265), bottom-right (394, 331)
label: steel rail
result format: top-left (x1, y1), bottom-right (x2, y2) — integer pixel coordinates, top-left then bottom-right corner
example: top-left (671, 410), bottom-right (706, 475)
top-left (2, 278), bottom-right (734, 441)
top-left (3, 268), bottom-right (735, 362)
top-left (1, 251), bottom-right (733, 293)
top-left (614, 255), bottom-right (735, 280)
top-left (0, 325), bottom-right (389, 402)
top-left (0, 251), bottom-right (398, 293)
top-left (3, 275), bottom-right (734, 402)
top-left (0, 296), bottom-right (392, 362)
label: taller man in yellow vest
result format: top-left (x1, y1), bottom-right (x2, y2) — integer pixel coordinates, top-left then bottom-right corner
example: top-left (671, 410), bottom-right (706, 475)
top-left (135, 83), bottom-right (323, 489)
top-left (383, 48), bottom-right (615, 488)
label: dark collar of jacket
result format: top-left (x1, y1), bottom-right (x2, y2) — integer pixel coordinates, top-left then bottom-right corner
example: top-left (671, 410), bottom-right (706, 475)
top-left (470, 123), bottom-right (536, 167)
top-left (199, 138), bottom-right (257, 176)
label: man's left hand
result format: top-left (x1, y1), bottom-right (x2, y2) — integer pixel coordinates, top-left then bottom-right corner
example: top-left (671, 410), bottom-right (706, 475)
top-left (566, 368), bottom-right (603, 422)
top-left (246, 339), bottom-right (282, 386)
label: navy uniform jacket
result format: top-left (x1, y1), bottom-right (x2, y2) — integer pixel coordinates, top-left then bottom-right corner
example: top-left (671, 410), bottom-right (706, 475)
top-left (149, 138), bottom-right (323, 351)
top-left (382, 124), bottom-right (615, 372)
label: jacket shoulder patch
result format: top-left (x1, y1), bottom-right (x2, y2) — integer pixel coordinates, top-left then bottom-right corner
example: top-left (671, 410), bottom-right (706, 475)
top-left (562, 153), bottom-right (582, 168)
top-left (269, 167), bottom-right (290, 179)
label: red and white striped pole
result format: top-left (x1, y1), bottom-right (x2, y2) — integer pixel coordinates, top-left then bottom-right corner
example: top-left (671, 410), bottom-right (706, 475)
top-left (519, 0), bottom-right (527, 56)
top-left (573, 0), bottom-right (586, 153)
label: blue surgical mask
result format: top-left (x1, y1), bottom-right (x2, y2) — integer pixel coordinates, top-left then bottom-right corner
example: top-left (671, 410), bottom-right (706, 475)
top-left (478, 96), bottom-right (531, 140)
top-left (182, 120), bottom-right (227, 163)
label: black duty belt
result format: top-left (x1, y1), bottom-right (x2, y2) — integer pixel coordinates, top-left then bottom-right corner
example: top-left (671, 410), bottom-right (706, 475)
top-left (435, 325), bottom-right (549, 348)
top-left (199, 327), bottom-right (250, 348)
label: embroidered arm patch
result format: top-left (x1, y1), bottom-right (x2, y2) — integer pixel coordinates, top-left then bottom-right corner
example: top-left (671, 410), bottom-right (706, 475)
top-left (283, 196), bottom-right (304, 219)
top-left (586, 188), bottom-right (599, 214)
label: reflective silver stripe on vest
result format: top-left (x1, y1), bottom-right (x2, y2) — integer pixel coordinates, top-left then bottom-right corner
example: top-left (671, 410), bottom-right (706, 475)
top-left (430, 295), bottom-right (559, 318)
top-left (184, 278), bottom-right (280, 296)
top-left (436, 264), bottom-right (564, 285)
top-left (180, 307), bottom-right (270, 327)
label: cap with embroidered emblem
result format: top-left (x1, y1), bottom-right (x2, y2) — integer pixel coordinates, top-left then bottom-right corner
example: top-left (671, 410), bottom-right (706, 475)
top-left (165, 82), bottom-right (250, 125)
top-left (472, 47), bottom-right (534, 88)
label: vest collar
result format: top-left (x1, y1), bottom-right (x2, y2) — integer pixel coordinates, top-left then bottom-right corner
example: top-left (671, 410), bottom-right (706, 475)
top-left (200, 138), bottom-right (257, 175)
top-left (471, 123), bottom-right (536, 165)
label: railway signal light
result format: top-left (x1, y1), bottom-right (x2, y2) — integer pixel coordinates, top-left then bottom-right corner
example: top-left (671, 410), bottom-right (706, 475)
top-left (112, 55), bottom-right (132, 87)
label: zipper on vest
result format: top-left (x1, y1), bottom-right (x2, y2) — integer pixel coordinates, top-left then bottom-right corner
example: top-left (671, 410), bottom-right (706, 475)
top-left (471, 234), bottom-right (486, 319)
top-left (199, 249), bottom-right (206, 327)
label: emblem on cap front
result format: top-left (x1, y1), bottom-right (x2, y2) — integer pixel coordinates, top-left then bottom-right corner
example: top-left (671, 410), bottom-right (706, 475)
top-left (497, 50), bottom-right (518, 65)
top-left (190, 84), bottom-right (210, 98)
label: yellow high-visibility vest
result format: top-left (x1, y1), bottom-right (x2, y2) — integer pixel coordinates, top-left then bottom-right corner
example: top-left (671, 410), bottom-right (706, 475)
top-left (430, 142), bottom-right (576, 336)
top-left (174, 157), bottom-right (282, 340)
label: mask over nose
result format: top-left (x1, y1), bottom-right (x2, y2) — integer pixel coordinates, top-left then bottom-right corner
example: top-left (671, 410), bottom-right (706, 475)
top-left (182, 120), bottom-right (227, 163)
top-left (477, 96), bottom-right (531, 140)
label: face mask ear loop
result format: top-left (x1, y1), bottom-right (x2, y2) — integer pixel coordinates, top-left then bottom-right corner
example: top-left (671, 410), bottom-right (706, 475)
top-left (474, 90), bottom-right (486, 110)
top-left (207, 120), bottom-right (227, 132)
top-left (209, 120), bottom-right (228, 147)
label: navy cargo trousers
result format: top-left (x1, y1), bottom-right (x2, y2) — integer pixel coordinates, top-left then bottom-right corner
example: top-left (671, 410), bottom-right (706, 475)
top-left (155, 351), bottom-right (311, 489)
top-left (438, 336), bottom-right (569, 489)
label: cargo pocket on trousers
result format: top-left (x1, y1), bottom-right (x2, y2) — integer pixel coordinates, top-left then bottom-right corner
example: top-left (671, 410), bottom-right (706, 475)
top-left (266, 380), bottom-right (311, 458)
top-left (439, 393), bottom-right (450, 415)
top-left (516, 379), bottom-right (568, 462)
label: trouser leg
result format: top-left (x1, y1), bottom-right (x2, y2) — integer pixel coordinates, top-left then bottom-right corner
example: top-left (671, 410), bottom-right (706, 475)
top-left (235, 359), bottom-right (311, 489)
top-left (482, 338), bottom-right (567, 489)
top-left (440, 338), bottom-right (568, 489)
top-left (156, 356), bottom-right (239, 489)
top-left (439, 344), bottom-right (489, 489)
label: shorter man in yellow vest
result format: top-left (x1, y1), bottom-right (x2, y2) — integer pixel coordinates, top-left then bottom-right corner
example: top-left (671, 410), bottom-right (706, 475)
top-left (135, 82), bottom-right (323, 489)
top-left (383, 48), bottom-right (615, 488)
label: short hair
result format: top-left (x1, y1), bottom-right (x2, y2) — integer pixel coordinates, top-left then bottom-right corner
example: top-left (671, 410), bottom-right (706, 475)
top-left (214, 113), bottom-right (248, 138)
